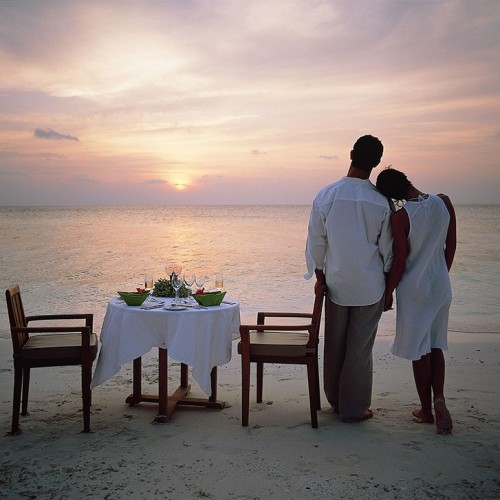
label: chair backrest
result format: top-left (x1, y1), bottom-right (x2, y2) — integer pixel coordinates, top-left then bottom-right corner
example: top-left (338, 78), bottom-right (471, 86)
top-left (307, 285), bottom-right (326, 349)
top-left (5, 285), bottom-right (29, 353)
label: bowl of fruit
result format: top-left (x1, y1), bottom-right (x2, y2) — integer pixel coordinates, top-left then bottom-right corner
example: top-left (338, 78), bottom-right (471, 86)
top-left (192, 290), bottom-right (226, 307)
top-left (117, 288), bottom-right (150, 306)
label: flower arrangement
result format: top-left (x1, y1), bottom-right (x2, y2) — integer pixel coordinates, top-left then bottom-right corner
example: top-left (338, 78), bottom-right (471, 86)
top-left (151, 277), bottom-right (189, 298)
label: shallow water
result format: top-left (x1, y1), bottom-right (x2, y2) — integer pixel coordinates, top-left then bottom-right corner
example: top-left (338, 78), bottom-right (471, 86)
top-left (1, 205), bottom-right (498, 339)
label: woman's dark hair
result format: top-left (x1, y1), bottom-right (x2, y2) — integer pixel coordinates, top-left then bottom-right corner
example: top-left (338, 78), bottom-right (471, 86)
top-left (351, 135), bottom-right (384, 171)
top-left (376, 168), bottom-right (411, 200)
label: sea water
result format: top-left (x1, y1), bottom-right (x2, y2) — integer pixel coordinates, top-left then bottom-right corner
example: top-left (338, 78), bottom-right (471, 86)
top-left (0, 205), bottom-right (499, 340)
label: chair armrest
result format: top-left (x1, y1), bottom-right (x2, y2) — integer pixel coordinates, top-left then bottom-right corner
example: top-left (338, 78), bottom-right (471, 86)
top-left (13, 326), bottom-right (93, 349)
top-left (256, 312), bottom-right (313, 324)
top-left (26, 313), bottom-right (94, 329)
top-left (257, 312), bottom-right (313, 319)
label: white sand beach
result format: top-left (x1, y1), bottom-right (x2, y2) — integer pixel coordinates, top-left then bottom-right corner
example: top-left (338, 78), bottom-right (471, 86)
top-left (1, 331), bottom-right (498, 499)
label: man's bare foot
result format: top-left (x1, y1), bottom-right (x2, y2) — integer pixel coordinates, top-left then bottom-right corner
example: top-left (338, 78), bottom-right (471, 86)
top-left (341, 409), bottom-right (373, 423)
top-left (434, 399), bottom-right (453, 434)
top-left (412, 408), bottom-right (434, 424)
top-left (361, 409), bottom-right (374, 421)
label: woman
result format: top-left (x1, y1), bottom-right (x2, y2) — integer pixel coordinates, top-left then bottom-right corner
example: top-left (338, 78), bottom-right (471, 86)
top-left (376, 168), bottom-right (457, 434)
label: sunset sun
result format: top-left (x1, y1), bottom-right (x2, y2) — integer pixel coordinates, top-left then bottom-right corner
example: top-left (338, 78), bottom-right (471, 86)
top-left (174, 182), bottom-right (188, 191)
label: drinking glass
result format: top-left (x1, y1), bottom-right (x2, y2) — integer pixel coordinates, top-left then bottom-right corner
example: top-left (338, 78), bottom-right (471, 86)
top-left (215, 270), bottom-right (224, 292)
top-left (195, 273), bottom-right (207, 293)
top-left (165, 261), bottom-right (182, 279)
top-left (183, 271), bottom-right (195, 301)
top-left (144, 273), bottom-right (154, 291)
top-left (171, 273), bottom-right (183, 305)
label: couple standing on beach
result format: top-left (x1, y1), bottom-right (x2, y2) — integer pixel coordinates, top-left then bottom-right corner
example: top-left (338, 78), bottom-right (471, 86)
top-left (305, 135), bottom-right (456, 435)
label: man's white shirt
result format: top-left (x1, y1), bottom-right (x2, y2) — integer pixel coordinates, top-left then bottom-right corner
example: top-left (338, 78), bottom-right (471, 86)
top-left (305, 176), bottom-right (393, 306)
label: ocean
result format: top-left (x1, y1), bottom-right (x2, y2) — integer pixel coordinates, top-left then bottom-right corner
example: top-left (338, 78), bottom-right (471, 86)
top-left (1, 205), bottom-right (499, 340)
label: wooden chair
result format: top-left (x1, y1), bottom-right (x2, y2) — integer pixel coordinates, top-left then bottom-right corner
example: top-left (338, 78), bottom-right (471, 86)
top-left (238, 285), bottom-right (325, 428)
top-left (5, 285), bottom-right (98, 434)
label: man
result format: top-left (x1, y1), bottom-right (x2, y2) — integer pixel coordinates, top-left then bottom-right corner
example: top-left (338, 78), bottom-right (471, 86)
top-left (305, 134), bottom-right (392, 423)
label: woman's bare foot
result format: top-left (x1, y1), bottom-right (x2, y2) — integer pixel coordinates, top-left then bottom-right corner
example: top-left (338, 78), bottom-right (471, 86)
top-left (434, 399), bottom-right (453, 434)
top-left (412, 408), bottom-right (434, 424)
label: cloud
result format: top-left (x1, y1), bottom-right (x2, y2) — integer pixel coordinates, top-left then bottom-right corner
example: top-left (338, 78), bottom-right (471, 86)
top-left (144, 178), bottom-right (168, 185)
top-left (0, 150), bottom-right (66, 161)
top-left (0, 151), bottom-right (28, 159)
top-left (318, 155), bottom-right (338, 160)
top-left (200, 175), bottom-right (223, 183)
top-left (251, 149), bottom-right (268, 155)
top-left (34, 128), bottom-right (79, 141)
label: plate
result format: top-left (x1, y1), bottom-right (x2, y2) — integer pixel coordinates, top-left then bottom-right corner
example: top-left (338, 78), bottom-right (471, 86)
top-left (164, 305), bottom-right (187, 311)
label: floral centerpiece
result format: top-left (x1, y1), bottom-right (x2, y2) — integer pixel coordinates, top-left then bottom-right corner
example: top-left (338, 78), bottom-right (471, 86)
top-left (151, 277), bottom-right (189, 298)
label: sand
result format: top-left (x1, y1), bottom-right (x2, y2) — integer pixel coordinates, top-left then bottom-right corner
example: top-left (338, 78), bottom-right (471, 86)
top-left (1, 332), bottom-right (499, 499)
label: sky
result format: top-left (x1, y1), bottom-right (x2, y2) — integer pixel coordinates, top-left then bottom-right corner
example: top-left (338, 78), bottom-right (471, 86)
top-left (0, 0), bottom-right (499, 206)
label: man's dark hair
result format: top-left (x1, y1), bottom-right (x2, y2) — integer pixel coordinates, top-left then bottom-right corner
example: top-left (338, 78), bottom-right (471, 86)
top-left (376, 167), bottom-right (411, 200)
top-left (351, 135), bottom-right (384, 171)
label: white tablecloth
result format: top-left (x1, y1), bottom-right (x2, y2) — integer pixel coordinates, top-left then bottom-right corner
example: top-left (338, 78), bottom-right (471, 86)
top-left (91, 297), bottom-right (241, 395)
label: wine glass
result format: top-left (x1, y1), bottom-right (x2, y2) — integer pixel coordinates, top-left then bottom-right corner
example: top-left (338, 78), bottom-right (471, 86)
top-left (171, 272), bottom-right (183, 305)
top-left (144, 272), bottom-right (155, 301)
top-left (215, 270), bottom-right (224, 292)
top-left (195, 272), bottom-right (208, 293)
top-left (165, 261), bottom-right (182, 279)
top-left (183, 271), bottom-right (195, 301)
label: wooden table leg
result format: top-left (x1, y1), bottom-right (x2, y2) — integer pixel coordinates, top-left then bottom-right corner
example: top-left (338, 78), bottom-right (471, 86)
top-left (125, 357), bottom-right (144, 405)
top-left (209, 366), bottom-right (217, 403)
top-left (126, 354), bottom-right (174, 408)
top-left (133, 357), bottom-right (142, 399)
top-left (181, 362), bottom-right (188, 388)
top-left (154, 348), bottom-right (169, 423)
top-left (126, 354), bottom-right (224, 421)
top-left (175, 366), bottom-right (225, 410)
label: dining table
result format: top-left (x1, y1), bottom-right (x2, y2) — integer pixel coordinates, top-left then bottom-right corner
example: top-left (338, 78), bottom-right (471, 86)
top-left (91, 295), bottom-right (241, 422)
